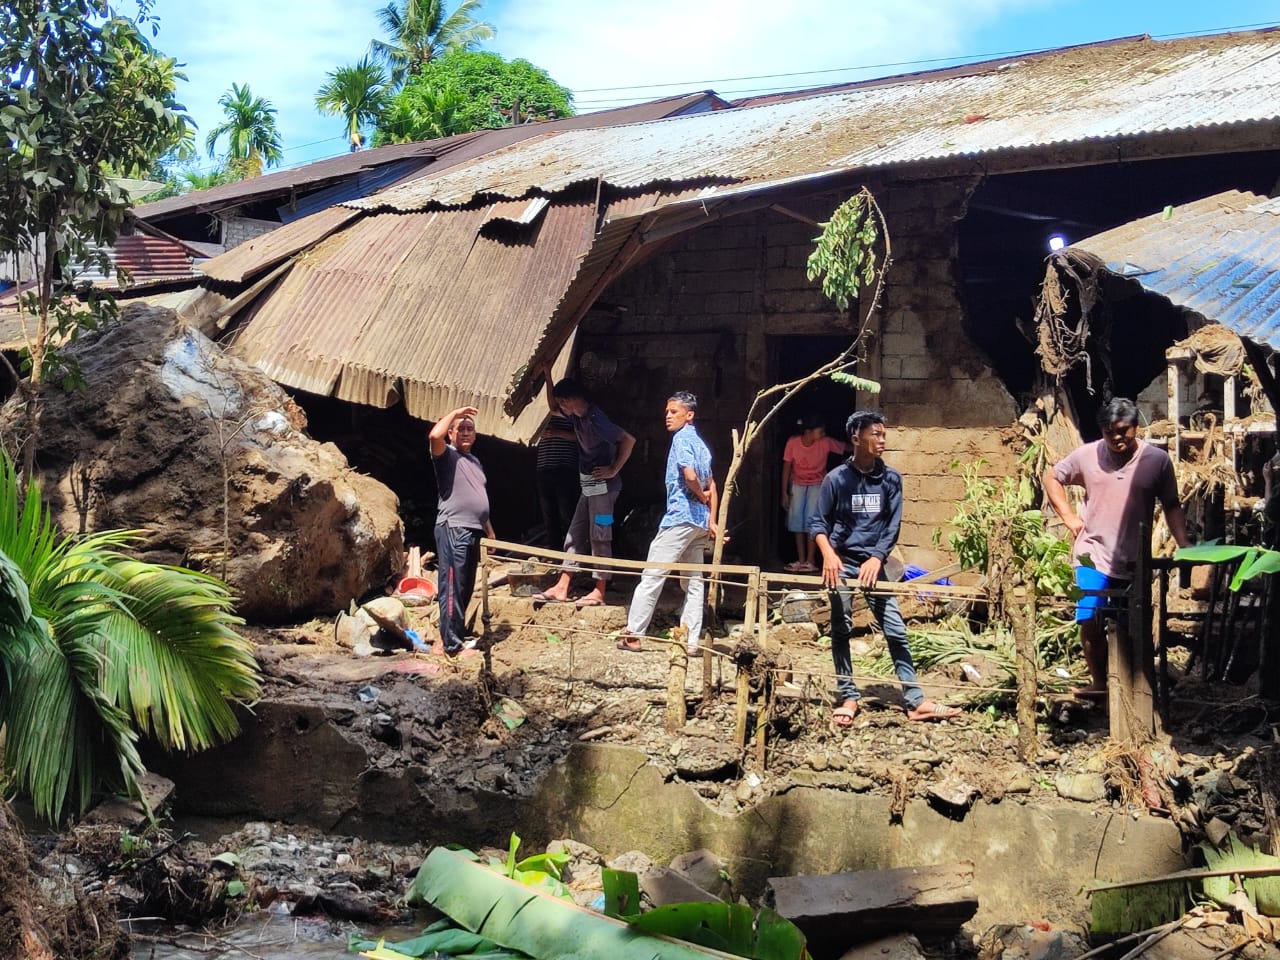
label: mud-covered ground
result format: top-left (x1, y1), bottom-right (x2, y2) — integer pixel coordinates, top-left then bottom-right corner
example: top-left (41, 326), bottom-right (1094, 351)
top-left (248, 569), bottom-right (1280, 838)
top-left (19, 569), bottom-right (1280, 959)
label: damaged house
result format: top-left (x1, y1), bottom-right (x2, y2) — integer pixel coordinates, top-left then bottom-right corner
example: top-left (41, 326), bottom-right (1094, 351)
top-left (155, 29), bottom-right (1280, 566)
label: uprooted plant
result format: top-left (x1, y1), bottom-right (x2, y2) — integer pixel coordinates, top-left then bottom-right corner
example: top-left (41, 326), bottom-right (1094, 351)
top-left (929, 437), bottom-right (1078, 759)
top-left (710, 187), bottom-right (889, 599)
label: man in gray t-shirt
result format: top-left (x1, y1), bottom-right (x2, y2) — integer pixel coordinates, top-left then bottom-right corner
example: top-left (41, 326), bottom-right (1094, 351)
top-left (430, 406), bottom-right (495, 657)
top-left (1043, 397), bottom-right (1189, 696)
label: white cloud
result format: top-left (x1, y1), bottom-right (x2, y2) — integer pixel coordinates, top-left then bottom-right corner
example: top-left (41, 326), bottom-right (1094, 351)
top-left (157, 0), bottom-right (389, 166)
top-left (149, 0), bottom-right (1274, 168)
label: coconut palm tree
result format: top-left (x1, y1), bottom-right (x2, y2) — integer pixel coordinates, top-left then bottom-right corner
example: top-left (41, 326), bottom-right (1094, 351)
top-left (315, 56), bottom-right (391, 151)
top-left (204, 82), bottom-right (284, 178)
top-left (0, 450), bottom-right (260, 822)
top-left (370, 0), bottom-right (494, 86)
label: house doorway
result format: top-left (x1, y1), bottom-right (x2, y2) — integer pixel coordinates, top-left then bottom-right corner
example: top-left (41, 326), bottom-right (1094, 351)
top-left (765, 334), bottom-right (860, 566)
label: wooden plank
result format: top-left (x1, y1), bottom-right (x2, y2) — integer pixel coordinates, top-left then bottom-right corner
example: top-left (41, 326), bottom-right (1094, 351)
top-left (766, 862), bottom-right (978, 954)
top-left (481, 537), bottom-right (759, 577)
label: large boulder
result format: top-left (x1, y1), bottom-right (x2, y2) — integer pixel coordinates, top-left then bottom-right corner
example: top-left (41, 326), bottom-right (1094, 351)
top-left (2, 304), bottom-right (403, 622)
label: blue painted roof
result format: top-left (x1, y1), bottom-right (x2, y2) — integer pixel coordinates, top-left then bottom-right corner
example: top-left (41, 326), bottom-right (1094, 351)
top-left (1067, 190), bottom-right (1280, 351)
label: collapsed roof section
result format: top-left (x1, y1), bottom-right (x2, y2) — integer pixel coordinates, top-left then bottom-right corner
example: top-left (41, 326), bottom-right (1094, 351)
top-left (1033, 190), bottom-right (1280, 417)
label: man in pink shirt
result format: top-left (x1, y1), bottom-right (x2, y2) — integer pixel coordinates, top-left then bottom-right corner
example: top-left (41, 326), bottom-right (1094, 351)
top-left (1042, 397), bottom-right (1190, 696)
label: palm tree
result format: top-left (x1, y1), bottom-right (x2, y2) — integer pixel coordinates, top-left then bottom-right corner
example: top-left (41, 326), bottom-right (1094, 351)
top-left (372, 83), bottom-right (465, 145)
top-left (315, 56), bottom-right (391, 151)
top-left (204, 83), bottom-right (284, 178)
top-left (0, 450), bottom-right (260, 822)
top-left (370, 0), bottom-right (494, 86)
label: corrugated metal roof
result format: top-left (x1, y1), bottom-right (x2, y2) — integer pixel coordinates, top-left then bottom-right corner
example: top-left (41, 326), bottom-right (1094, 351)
top-left (134, 93), bottom-right (725, 223)
top-left (199, 204), bottom-right (362, 285)
top-left (70, 235), bottom-right (197, 286)
top-left (220, 198), bottom-right (597, 442)
top-left (356, 31), bottom-right (1280, 212)
top-left (1062, 190), bottom-right (1280, 351)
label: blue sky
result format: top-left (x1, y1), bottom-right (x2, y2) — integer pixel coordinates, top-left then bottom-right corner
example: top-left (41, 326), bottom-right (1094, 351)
top-left (151, 0), bottom-right (1280, 173)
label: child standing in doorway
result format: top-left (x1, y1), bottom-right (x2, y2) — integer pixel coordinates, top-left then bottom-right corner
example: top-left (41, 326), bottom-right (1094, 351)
top-left (782, 413), bottom-right (846, 573)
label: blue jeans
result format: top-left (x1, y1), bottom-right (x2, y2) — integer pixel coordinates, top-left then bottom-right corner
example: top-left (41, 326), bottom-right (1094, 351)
top-left (435, 523), bottom-right (481, 653)
top-left (829, 559), bottom-right (922, 708)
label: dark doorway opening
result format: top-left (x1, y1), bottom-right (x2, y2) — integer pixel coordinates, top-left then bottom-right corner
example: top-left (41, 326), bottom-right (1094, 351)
top-left (765, 334), bottom-right (859, 566)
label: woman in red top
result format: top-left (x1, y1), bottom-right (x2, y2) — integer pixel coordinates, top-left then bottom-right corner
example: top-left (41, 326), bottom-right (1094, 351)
top-left (781, 414), bottom-right (847, 572)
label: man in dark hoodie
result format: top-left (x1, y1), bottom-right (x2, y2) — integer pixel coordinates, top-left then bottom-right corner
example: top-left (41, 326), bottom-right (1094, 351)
top-left (811, 410), bottom-right (961, 727)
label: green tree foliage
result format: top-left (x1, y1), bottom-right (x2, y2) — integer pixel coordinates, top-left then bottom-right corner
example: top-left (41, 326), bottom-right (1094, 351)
top-left (0, 0), bottom-right (192, 476)
top-left (806, 190), bottom-right (882, 312)
top-left (370, 0), bottom-right (495, 87)
top-left (204, 82), bottom-right (283, 178)
top-left (374, 50), bottom-right (574, 144)
top-left (372, 81), bottom-right (466, 145)
top-left (315, 56), bottom-right (392, 151)
top-left (0, 450), bottom-right (261, 822)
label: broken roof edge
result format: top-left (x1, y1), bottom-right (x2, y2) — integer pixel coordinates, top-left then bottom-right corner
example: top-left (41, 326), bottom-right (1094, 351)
top-left (501, 166), bottom-right (875, 419)
top-left (345, 174), bottom-right (743, 215)
top-left (1052, 189), bottom-right (1280, 354)
top-left (197, 204), bottom-right (365, 286)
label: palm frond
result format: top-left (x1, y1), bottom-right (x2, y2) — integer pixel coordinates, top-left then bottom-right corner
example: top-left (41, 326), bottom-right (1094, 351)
top-left (2, 628), bottom-right (142, 822)
top-left (96, 557), bottom-right (259, 752)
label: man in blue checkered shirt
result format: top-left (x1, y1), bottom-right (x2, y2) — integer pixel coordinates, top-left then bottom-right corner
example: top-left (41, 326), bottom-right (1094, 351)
top-left (616, 391), bottom-right (718, 655)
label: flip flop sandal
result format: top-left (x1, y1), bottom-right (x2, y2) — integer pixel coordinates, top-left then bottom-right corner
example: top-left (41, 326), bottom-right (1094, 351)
top-left (616, 636), bottom-right (643, 653)
top-left (531, 591), bottom-right (567, 605)
top-left (830, 701), bottom-right (860, 729)
top-left (575, 595), bottom-right (605, 607)
top-left (907, 701), bottom-right (962, 722)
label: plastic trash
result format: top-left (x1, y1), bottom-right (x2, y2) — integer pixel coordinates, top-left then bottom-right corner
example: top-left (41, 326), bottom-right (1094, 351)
top-left (356, 684), bottom-right (380, 703)
top-left (405, 628), bottom-right (429, 652)
top-left (904, 564), bottom-right (952, 586)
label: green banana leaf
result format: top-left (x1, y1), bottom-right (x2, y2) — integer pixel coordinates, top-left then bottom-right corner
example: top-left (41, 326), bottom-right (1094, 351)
top-left (409, 846), bottom-right (746, 960)
top-left (349, 919), bottom-right (523, 958)
top-left (603, 868), bottom-right (641, 919)
top-left (1174, 542), bottom-right (1280, 592)
top-left (629, 904), bottom-right (808, 960)
top-left (1201, 836), bottom-right (1280, 916)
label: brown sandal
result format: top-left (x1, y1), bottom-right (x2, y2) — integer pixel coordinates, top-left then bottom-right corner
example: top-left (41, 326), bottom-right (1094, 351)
top-left (616, 635), bottom-right (643, 653)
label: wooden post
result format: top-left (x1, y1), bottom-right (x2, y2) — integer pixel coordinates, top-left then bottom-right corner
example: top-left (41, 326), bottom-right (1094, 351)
top-left (1111, 523), bottom-right (1156, 742)
top-left (737, 670), bottom-right (752, 752)
top-left (744, 570), bottom-right (761, 649)
top-left (480, 541), bottom-right (492, 672)
top-left (666, 638), bottom-right (689, 733)
top-left (1156, 561), bottom-right (1170, 721)
top-left (1008, 583), bottom-right (1038, 762)
top-left (754, 573), bottom-right (769, 652)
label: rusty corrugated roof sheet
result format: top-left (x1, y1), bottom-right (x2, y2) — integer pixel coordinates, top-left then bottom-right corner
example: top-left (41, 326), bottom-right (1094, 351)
top-left (355, 31), bottom-right (1280, 213)
top-left (200, 205), bottom-right (362, 285)
top-left (203, 30), bottom-right (1280, 438)
top-left (220, 197), bottom-right (597, 442)
top-left (1062, 190), bottom-right (1280, 351)
top-left (134, 92), bottom-right (726, 223)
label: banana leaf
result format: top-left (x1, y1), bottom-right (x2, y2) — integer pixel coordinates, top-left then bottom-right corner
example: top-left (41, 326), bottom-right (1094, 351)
top-left (349, 919), bottom-right (523, 958)
top-left (629, 904), bottom-right (808, 960)
top-left (603, 868), bottom-right (641, 919)
top-left (1201, 836), bottom-right (1280, 916)
top-left (410, 846), bottom-right (744, 960)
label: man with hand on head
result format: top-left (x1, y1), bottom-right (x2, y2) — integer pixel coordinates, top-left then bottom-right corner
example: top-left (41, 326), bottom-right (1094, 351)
top-left (430, 406), bottom-right (494, 658)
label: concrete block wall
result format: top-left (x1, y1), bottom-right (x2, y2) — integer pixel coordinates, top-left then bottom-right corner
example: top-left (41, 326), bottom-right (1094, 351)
top-left (221, 215), bottom-right (281, 250)
top-left (581, 180), bottom-right (1020, 566)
